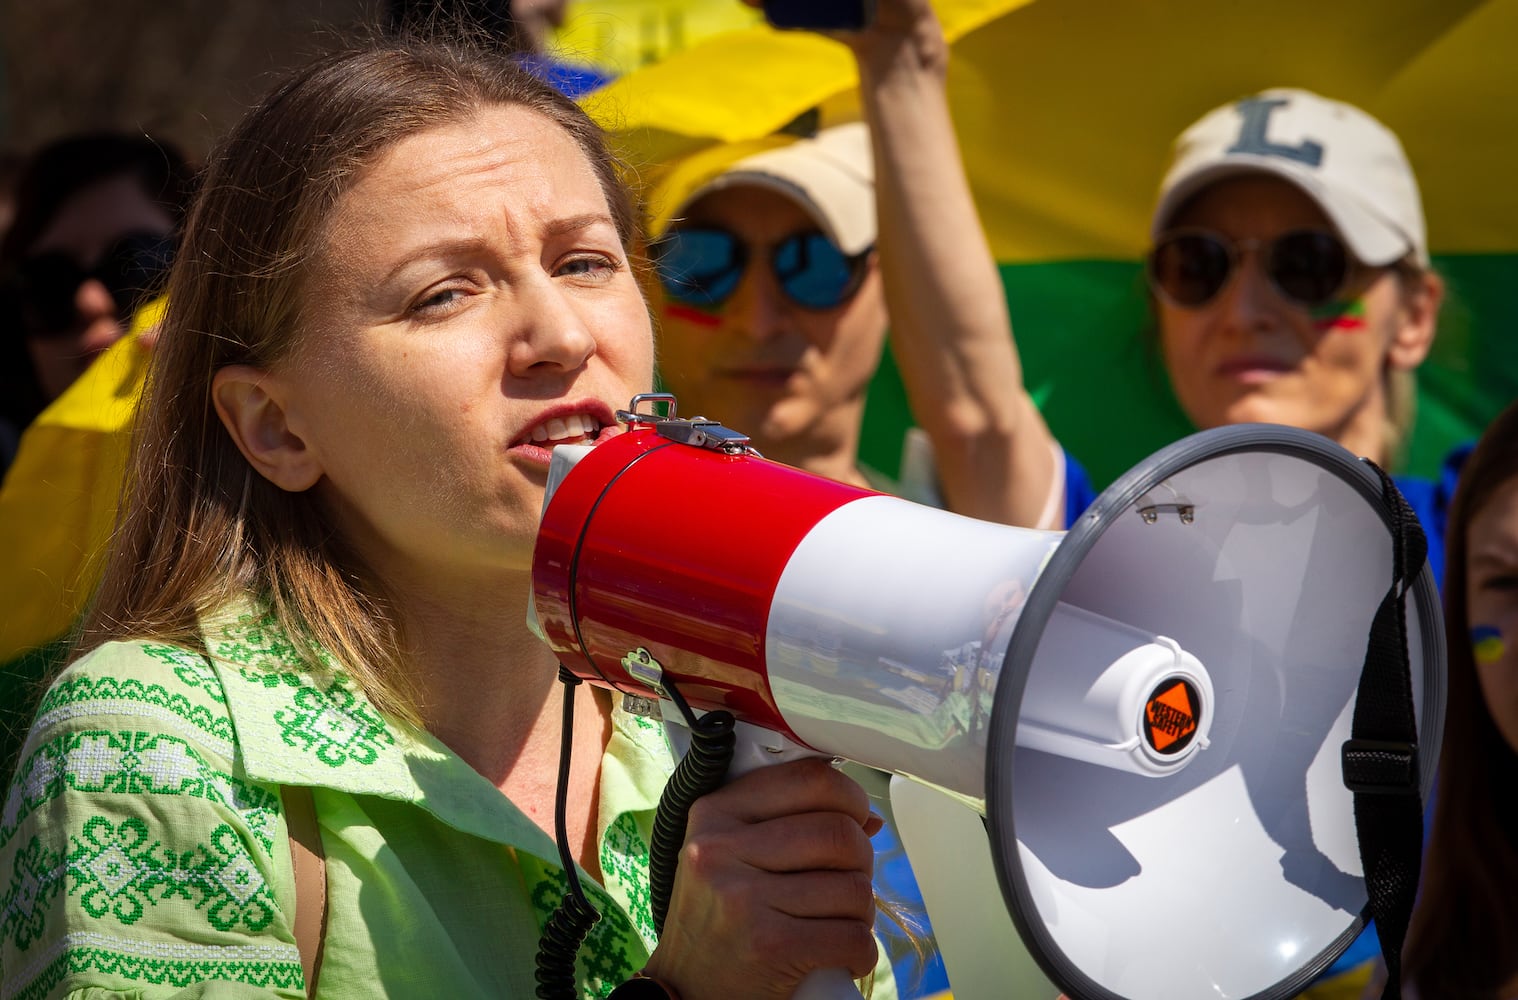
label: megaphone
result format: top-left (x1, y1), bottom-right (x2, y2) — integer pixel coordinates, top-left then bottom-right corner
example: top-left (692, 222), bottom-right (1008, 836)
top-left (530, 395), bottom-right (1444, 1000)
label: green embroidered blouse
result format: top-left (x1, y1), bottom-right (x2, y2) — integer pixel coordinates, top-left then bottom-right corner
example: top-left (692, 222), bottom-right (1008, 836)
top-left (0, 609), bottom-right (672, 999)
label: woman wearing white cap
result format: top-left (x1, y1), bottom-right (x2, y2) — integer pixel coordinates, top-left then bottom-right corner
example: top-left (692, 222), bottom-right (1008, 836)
top-left (650, 1), bottom-right (1070, 995)
top-left (1149, 89), bottom-right (1475, 1000)
top-left (1145, 89), bottom-right (1453, 578)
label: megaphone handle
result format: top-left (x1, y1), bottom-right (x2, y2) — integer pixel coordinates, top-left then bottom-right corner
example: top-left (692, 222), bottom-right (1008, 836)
top-left (664, 713), bottom-right (867, 1000)
top-left (792, 968), bottom-right (867, 1000)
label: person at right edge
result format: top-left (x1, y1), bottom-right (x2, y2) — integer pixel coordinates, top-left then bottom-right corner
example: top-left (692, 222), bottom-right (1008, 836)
top-left (1386, 399), bottom-right (1518, 998)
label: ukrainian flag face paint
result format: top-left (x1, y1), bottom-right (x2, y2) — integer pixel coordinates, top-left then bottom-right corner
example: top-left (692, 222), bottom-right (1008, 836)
top-left (1472, 625), bottom-right (1506, 666)
top-left (1467, 475), bottom-right (1518, 753)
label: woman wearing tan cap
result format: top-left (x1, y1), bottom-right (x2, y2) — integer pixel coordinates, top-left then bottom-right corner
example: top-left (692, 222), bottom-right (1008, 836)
top-left (652, 0), bottom-right (1068, 531)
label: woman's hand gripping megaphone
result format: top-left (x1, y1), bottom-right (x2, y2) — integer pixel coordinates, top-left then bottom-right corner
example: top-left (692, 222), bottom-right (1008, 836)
top-left (640, 749), bottom-right (885, 999)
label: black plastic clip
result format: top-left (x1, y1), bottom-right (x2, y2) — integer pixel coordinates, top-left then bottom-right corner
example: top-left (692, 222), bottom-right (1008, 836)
top-left (1342, 738), bottom-right (1420, 796)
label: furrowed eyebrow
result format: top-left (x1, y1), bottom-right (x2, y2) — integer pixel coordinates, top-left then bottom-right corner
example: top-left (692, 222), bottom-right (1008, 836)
top-left (370, 215), bottom-right (618, 288)
top-left (377, 236), bottom-right (491, 287)
top-left (542, 213), bottom-right (618, 239)
top-left (1471, 550), bottom-right (1518, 570)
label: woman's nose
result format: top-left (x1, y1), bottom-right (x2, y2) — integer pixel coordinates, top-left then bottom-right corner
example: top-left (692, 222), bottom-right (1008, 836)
top-left (1212, 251), bottom-right (1283, 330)
top-left (507, 278), bottom-right (598, 377)
top-left (722, 259), bottom-right (787, 343)
top-left (75, 277), bottom-right (119, 323)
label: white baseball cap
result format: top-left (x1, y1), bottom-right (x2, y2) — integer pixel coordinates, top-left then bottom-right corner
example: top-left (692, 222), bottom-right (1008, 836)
top-left (675, 122), bottom-right (876, 256)
top-left (1151, 88), bottom-right (1428, 267)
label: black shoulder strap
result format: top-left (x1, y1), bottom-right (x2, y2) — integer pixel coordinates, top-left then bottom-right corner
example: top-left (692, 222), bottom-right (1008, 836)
top-left (1340, 462), bottom-right (1428, 1000)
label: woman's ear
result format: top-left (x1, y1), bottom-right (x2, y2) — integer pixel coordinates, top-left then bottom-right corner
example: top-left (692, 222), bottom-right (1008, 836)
top-left (1388, 268), bottom-right (1445, 372)
top-left (212, 365), bottom-right (323, 492)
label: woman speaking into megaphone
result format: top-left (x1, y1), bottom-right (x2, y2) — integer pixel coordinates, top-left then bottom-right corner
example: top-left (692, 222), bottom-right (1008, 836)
top-left (0, 32), bottom-right (900, 1000)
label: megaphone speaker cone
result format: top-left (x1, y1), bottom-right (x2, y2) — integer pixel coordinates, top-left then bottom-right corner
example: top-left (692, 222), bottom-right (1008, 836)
top-left (985, 424), bottom-right (1443, 1000)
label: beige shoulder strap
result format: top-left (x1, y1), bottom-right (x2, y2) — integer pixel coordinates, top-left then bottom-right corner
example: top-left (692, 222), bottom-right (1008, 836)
top-left (282, 784), bottom-right (328, 997)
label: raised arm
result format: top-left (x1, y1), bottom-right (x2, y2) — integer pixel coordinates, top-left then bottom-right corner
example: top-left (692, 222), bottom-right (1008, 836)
top-left (845, 0), bottom-right (1062, 527)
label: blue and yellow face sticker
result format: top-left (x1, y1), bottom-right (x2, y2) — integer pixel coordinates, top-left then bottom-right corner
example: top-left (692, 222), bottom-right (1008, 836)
top-left (1472, 625), bottom-right (1506, 666)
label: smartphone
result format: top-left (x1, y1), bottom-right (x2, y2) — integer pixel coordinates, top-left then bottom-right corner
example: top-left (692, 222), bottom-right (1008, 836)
top-left (763, 0), bottom-right (877, 30)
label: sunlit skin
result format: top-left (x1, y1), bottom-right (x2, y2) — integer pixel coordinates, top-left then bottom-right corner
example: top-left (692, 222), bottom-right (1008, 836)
top-left (1157, 175), bottom-right (1440, 463)
top-left (265, 106), bottom-right (653, 588)
top-left (1467, 475), bottom-right (1518, 753)
top-left (212, 105), bottom-right (654, 878)
top-left (656, 184), bottom-right (887, 487)
top-left (24, 173), bottom-right (174, 398)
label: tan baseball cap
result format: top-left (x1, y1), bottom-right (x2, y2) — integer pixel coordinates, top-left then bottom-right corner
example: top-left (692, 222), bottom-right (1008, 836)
top-left (675, 122), bottom-right (876, 256)
top-left (1152, 88), bottom-right (1428, 267)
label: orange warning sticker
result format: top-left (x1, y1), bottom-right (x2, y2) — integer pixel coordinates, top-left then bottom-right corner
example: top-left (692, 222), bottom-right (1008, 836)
top-left (1145, 679), bottom-right (1199, 755)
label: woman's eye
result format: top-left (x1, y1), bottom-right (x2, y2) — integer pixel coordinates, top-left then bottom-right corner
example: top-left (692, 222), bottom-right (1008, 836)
top-left (411, 286), bottom-right (469, 316)
top-left (1478, 573), bottom-right (1518, 593)
top-left (559, 254), bottom-right (619, 279)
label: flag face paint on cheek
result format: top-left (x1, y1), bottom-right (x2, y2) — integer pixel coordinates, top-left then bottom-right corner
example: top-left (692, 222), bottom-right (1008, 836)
top-left (1472, 624), bottom-right (1506, 666)
top-left (664, 302), bottom-right (723, 328)
top-left (1310, 297), bottom-right (1368, 333)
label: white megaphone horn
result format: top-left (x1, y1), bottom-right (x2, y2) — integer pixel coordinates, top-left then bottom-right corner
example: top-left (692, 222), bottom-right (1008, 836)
top-left (530, 394), bottom-right (1445, 1000)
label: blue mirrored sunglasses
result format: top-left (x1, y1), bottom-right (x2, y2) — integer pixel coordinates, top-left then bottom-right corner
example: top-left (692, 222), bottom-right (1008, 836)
top-left (653, 227), bottom-right (872, 312)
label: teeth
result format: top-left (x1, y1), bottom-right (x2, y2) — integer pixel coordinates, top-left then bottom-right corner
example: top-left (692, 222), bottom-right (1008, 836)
top-left (527, 413), bottom-right (601, 445)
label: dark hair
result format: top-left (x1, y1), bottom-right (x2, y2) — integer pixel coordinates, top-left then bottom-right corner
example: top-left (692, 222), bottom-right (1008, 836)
top-left (0, 132), bottom-right (194, 433)
top-left (78, 36), bottom-right (643, 724)
top-left (1404, 399), bottom-right (1518, 998)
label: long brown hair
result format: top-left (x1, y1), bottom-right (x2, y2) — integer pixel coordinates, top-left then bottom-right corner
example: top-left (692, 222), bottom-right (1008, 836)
top-left (1403, 399), bottom-right (1518, 998)
top-left (78, 37), bottom-right (642, 724)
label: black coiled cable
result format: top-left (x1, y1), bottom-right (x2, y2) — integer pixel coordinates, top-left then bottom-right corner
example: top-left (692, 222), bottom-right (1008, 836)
top-left (534, 665), bottom-right (737, 995)
top-left (535, 667), bottom-right (602, 1000)
top-left (649, 702), bottom-right (736, 935)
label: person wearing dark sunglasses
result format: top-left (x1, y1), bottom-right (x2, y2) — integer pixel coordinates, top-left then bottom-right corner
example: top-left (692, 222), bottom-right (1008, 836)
top-left (649, 121), bottom-right (898, 492)
top-left (887, 84), bottom-right (1460, 1000)
top-left (647, 54), bottom-right (1067, 530)
top-left (642, 2), bottom-right (1080, 997)
top-left (1146, 88), bottom-right (1444, 479)
top-left (0, 132), bottom-right (191, 472)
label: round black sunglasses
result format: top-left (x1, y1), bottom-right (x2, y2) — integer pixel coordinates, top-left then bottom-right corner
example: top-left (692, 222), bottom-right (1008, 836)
top-left (1146, 228), bottom-right (1352, 311)
top-left (1, 229), bottom-right (176, 337)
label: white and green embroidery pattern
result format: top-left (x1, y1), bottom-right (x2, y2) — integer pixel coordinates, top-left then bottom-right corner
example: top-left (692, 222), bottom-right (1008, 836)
top-left (212, 612), bottom-right (396, 769)
top-left (5, 933), bottom-right (303, 1000)
top-left (4, 727), bottom-right (280, 856)
top-left (0, 642), bottom-right (302, 1000)
top-left (3, 621), bottom-right (673, 1000)
top-left (601, 812), bottom-right (656, 949)
top-left (68, 815), bottom-right (277, 931)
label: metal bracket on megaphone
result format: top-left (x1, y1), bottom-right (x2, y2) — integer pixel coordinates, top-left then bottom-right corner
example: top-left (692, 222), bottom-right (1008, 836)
top-left (616, 392), bottom-right (759, 456)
